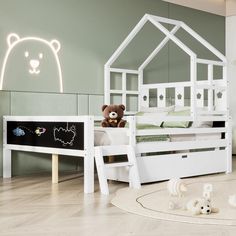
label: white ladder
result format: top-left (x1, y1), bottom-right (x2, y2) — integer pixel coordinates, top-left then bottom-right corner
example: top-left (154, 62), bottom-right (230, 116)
top-left (94, 145), bottom-right (141, 195)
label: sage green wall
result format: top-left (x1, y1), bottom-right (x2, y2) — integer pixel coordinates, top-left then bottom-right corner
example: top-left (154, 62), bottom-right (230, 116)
top-left (0, 0), bottom-right (225, 176)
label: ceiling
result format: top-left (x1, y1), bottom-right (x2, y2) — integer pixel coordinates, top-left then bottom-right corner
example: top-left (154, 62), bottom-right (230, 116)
top-left (163, 0), bottom-right (236, 16)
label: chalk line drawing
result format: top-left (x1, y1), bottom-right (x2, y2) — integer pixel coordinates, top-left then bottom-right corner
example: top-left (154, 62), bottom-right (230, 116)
top-left (12, 126), bottom-right (46, 137)
top-left (12, 127), bottom-right (25, 136)
top-left (35, 127), bottom-right (46, 136)
top-left (53, 123), bottom-right (76, 146)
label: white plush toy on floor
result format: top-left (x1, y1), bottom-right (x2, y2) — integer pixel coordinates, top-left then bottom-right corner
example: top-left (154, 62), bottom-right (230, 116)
top-left (228, 195), bottom-right (236, 207)
top-left (203, 183), bottom-right (213, 199)
top-left (167, 178), bottom-right (187, 197)
top-left (186, 197), bottom-right (219, 215)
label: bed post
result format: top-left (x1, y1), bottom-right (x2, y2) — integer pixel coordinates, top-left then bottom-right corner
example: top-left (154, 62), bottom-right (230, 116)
top-left (226, 117), bottom-right (232, 173)
top-left (224, 60), bottom-right (232, 173)
top-left (128, 116), bottom-right (136, 146)
top-left (138, 69), bottom-right (143, 111)
top-left (104, 65), bottom-right (110, 105)
top-left (84, 116), bottom-right (94, 193)
top-left (190, 56), bottom-right (197, 121)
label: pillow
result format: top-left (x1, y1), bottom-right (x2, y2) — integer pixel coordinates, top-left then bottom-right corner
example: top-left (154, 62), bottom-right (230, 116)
top-left (140, 105), bottom-right (174, 113)
top-left (136, 111), bottom-right (168, 127)
top-left (162, 109), bottom-right (191, 128)
top-left (174, 106), bottom-right (213, 128)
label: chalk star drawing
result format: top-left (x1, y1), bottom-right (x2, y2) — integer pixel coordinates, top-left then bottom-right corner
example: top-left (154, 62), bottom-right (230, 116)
top-left (53, 123), bottom-right (76, 146)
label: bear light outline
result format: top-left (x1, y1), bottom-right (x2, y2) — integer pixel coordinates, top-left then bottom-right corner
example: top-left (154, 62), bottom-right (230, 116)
top-left (0, 33), bottom-right (63, 93)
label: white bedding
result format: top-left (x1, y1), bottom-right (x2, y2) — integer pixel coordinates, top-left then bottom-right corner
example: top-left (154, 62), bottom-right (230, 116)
top-left (94, 128), bottom-right (129, 146)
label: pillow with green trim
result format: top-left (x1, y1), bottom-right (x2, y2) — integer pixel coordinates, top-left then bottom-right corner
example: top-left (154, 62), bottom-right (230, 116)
top-left (136, 111), bottom-right (168, 127)
top-left (162, 109), bottom-right (190, 128)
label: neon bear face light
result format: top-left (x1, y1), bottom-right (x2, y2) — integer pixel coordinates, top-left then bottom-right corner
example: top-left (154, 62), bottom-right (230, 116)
top-left (0, 33), bottom-right (63, 93)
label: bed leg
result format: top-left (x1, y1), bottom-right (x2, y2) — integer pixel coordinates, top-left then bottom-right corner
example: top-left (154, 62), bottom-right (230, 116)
top-left (226, 118), bottom-right (232, 174)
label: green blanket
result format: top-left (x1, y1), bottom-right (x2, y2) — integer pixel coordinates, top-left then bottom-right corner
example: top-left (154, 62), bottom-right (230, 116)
top-left (136, 124), bottom-right (169, 142)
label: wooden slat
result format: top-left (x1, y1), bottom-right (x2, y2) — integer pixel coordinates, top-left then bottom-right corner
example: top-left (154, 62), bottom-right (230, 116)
top-left (158, 88), bottom-right (166, 107)
top-left (105, 162), bottom-right (133, 168)
top-left (142, 81), bottom-right (191, 89)
top-left (100, 145), bottom-right (129, 156)
top-left (197, 58), bottom-right (226, 66)
top-left (136, 127), bottom-right (226, 136)
top-left (175, 87), bottom-right (184, 107)
top-left (196, 89), bottom-right (204, 108)
top-left (109, 68), bottom-right (139, 74)
top-left (136, 139), bottom-right (227, 153)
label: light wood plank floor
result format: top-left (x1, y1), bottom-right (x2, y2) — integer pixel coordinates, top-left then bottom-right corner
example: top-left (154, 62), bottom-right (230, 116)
top-left (1, 159), bottom-right (236, 236)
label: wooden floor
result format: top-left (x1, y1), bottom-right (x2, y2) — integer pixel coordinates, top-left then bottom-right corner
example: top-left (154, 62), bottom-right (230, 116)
top-left (1, 160), bottom-right (236, 236)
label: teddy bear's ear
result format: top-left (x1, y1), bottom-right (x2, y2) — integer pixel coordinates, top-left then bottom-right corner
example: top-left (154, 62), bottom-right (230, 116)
top-left (7, 33), bottom-right (20, 47)
top-left (119, 104), bottom-right (125, 111)
top-left (102, 105), bottom-right (108, 111)
top-left (193, 199), bottom-right (199, 208)
top-left (211, 207), bottom-right (219, 213)
top-left (50, 39), bottom-right (61, 53)
top-left (193, 208), bottom-right (201, 215)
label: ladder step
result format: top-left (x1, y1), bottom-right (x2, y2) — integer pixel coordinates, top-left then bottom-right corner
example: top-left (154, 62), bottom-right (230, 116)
top-left (105, 162), bottom-right (133, 168)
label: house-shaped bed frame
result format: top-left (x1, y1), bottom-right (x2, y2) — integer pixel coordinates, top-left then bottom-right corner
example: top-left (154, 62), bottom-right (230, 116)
top-left (102, 14), bottom-right (232, 184)
top-left (105, 14), bottom-right (228, 117)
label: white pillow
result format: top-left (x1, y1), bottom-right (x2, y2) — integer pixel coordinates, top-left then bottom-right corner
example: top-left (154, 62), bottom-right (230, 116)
top-left (140, 105), bottom-right (174, 113)
top-left (136, 111), bottom-right (168, 126)
top-left (174, 106), bottom-right (213, 128)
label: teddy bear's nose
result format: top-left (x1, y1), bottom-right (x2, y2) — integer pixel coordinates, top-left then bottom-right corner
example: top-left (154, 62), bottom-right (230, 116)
top-left (30, 59), bottom-right (40, 68)
top-left (207, 209), bottom-right (210, 213)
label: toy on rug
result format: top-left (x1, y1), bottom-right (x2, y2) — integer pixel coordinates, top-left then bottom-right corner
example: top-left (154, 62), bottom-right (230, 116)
top-left (168, 200), bottom-right (182, 210)
top-left (202, 183), bottom-right (213, 199)
top-left (101, 104), bottom-right (126, 128)
top-left (167, 178), bottom-right (187, 197)
top-left (228, 194), bottom-right (236, 207)
top-left (186, 197), bottom-right (219, 215)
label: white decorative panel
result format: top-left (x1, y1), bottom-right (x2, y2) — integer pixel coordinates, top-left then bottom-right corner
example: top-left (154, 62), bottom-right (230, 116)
top-left (175, 87), bottom-right (184, 107)
top-left (158, 88), bottom-right (166, 108)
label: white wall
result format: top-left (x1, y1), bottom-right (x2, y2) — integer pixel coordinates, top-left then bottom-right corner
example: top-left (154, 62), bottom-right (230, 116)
top-left (226, 3), bottom-right (236, 153)
top-left (162, 0), bottom-right (225, 16)
top-left (226, 0), bottom-right (236, 16)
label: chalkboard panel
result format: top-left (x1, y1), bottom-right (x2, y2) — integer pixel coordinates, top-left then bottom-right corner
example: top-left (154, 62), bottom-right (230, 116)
top-left (7, 121), bottom-right (84, 150)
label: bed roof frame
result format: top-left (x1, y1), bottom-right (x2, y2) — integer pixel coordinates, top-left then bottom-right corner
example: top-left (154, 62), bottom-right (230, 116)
top-left (104, 14), bottom-right (227, 118)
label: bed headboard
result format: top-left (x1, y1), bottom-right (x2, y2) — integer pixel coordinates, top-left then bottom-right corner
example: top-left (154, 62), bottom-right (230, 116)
top-left (104, 66), bottom-right (227, 116)
top-left (104, 14), bottom-right (228, 118)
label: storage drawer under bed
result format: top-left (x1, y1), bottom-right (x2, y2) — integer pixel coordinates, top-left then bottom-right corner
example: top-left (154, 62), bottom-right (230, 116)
top-left (105, 149), bottom-right (228, 184)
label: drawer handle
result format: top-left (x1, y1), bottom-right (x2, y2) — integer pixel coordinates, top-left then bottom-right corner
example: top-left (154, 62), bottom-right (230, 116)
top-left (182, 155), bottom-right (188, 159)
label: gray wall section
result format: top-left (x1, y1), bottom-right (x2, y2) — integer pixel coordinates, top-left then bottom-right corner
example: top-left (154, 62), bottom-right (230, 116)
top-left (0, 0), bottom-right (225, 176)
top-left (10, 92), bottom-right (78, 116)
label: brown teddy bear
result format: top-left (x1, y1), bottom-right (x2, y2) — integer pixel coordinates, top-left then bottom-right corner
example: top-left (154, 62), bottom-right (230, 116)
top-left (101, 104), bottom-right (126, 128)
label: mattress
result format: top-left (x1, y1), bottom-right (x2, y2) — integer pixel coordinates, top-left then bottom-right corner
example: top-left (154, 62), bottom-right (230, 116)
top-left (94, 127), bottom-right (221, 146)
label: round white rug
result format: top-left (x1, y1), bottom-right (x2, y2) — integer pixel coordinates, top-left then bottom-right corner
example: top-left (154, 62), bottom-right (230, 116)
top-left (111, 174), bottom-right (236, 225)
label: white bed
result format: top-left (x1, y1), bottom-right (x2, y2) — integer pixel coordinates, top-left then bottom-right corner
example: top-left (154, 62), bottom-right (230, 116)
top-left (98, 14), bottom-right (232, 184)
